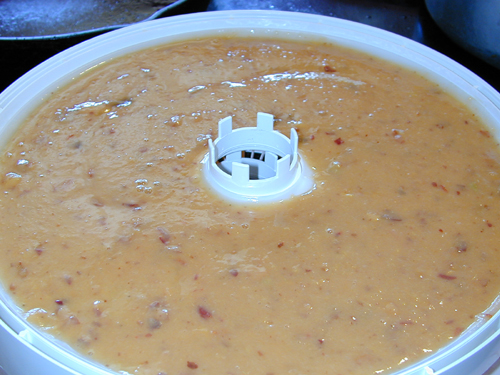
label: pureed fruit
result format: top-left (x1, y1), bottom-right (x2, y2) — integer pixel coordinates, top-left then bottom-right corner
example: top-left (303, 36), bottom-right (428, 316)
top-left (1, 37), bottom-right (500, 375)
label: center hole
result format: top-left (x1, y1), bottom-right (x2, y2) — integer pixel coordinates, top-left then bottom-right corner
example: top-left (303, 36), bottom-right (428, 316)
top-left (216, 150), bottom-right (283, 180)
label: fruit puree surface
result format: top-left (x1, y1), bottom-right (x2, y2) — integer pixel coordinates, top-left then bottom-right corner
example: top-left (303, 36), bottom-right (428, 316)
top-left (1, 37), bottom-right (500, 375)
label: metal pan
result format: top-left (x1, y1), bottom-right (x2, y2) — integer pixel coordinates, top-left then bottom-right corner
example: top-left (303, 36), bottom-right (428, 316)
top-left (0, 0), bottom-right (209, 39)
top-left (0, 0), bottom-right (209, 92)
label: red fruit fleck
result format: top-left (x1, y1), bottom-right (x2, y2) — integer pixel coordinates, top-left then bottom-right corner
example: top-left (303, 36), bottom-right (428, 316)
top-left (55, 300), bottom-right (64, 305)
top-left (334, 137), bottom-right (344, 145)
top-left (399, 320), bottom-right (414, 325)
top-left (157, 227), bottom-right (170, 244)
top-left (187, 361), bottom-right (198, 369)
top-left (479, 130), bottom-right (491, 137)
top-left (229, 269), bottom-right (238, 277)
top-left (198, 306), bottom-right (212, 319)
top-left (277, 242), bottom-right (284, 248)
top-left (438, 273), bottom-right (457, 280)
top-left (123, 202), bottom-right (140, 208)
top-left (323, 65), bottom-right (336, 72)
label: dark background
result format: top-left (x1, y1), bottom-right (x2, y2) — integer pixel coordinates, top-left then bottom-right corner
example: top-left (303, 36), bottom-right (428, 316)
top-left (0, 0), bottom-right (498, 94)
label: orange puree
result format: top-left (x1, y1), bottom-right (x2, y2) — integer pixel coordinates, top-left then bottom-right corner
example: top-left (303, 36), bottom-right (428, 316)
top-left (1, 37), bottom-right (500, 375)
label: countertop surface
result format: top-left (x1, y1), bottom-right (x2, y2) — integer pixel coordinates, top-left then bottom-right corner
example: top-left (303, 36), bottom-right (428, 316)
top-left (0, 1), bottom-right (499, 375)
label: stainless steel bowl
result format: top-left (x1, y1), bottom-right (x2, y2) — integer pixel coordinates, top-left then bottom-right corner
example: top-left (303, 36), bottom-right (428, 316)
top-left (425, 0), bottom-right (500, 70)
top-left (0, 0), bottom-right (209, 39)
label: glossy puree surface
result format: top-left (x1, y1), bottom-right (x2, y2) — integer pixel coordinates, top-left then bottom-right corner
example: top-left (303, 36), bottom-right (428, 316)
top-left (1, 37), bottom-right (500, 375)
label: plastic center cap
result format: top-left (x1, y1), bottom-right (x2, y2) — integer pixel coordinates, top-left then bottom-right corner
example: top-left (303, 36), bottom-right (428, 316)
top-left (201, 112), bottom-right (314, 203)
